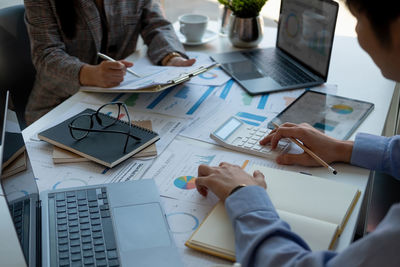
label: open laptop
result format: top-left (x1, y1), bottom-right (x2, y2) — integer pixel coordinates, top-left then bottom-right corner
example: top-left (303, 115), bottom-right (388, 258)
top-left (0, 91), bottom-right (183, 266)
top-left (211, 0), bottom-right (339, 95)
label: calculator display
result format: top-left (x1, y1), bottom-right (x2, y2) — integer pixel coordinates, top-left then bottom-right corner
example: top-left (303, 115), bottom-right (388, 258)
top-left (214, 117), bottom-right (242, 140)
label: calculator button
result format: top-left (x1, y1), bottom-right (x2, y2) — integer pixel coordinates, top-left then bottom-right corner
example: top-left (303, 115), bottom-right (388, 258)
top-left (246, 126), bottom-right (254, 130)
top-left (242, 138), bottom-right (249, 142)
top-left (255, 132), bottom-right (264, 137)
top-left (232, 137), bottom-right (243, 145)
top-left (258, 128), bottom-right (268, 134)
top-left (252, 145), bottom-right (263, 151)
top-left (244, 144), bottom-right (253, 149)
top-left (247, 140), bottom-right (256, 145)
top-left (261, 147), bottom-right (272, 153)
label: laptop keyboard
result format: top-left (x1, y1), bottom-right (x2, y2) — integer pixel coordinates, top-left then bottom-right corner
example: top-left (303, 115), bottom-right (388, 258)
top-left (244, 50), bottom-right (315, 86)
top-left (48, 187), bottom-right (119, 267)
top-left (9, 198), bottom-right (31, 262)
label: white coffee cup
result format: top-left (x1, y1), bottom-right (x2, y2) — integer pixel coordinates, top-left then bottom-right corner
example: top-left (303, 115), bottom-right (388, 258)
top-left (179, 14), bottom-right (209, 43)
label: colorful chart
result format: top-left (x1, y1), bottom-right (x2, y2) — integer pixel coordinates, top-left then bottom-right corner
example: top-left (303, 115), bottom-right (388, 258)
top-left (174, 176), bottom-right (196, 190)
top-left (331, 104), bottom-right (353, 114)
top-left (124, 94), bottom-right (139, 106)
top-left (236, 112), bottom-right (267, 127)
top-left (166, 212), bottom-right (200, 233)
top-left (199, 72), bottom-right (218, 80)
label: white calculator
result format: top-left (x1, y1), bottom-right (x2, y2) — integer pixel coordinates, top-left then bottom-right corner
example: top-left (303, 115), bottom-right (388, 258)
top-left (210, 116), bottom-right (290, 158)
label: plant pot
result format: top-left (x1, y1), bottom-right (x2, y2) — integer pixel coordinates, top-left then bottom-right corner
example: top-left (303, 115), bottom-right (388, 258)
top-left (228, 14), bottom-right (264, 48)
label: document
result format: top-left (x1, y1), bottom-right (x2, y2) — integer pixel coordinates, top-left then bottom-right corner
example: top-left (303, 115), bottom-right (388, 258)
top-left (143, 138), bottom-right (309, 206)
top-left (80, 53), bottom-right (218, 93)
top-left (26, 140), bottom-right (154, 192)
top-left (161, 197), bottom-right (228, 267)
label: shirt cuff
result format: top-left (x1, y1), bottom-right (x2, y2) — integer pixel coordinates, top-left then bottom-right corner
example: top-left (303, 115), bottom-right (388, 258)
top-left (225, 186), bottom-right (279, 222)
top-left (350, 132), bottom-right (388, 170)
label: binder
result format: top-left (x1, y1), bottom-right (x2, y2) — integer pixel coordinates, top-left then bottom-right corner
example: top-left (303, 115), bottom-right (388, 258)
top-left (80, 63), bottom-right (219, 93)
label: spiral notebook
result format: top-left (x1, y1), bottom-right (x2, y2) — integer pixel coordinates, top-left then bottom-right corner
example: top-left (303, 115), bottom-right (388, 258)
top-left (38, 109), bottom-right (160, 168)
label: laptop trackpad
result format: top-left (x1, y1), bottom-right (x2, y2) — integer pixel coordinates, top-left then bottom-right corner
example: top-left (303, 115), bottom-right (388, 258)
top-left (113, 203), bottom-right (171, 252)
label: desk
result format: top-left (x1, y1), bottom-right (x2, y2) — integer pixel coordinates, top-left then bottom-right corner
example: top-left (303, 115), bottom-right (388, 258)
top-left (22, 25), bottom-right (395, 265)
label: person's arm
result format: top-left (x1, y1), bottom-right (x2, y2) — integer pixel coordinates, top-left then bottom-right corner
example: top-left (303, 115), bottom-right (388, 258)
top-left (24, 0), bottom-right (132, 88)
top-left (139, 0), bottom-right (194, 66)
top-left (196, 163), bottom-right (400, 267)
top-left (24, 0), bottom-right (85, 93)
top-left (351, 133), bottom-right (400, 179)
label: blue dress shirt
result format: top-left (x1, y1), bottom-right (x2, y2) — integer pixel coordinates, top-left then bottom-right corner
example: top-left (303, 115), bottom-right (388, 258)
top-left (225, 133), bottom-right (400, 266)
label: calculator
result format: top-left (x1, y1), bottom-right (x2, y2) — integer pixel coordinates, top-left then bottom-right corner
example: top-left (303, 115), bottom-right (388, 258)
top-left (210, 116), bottom-right (290, 158)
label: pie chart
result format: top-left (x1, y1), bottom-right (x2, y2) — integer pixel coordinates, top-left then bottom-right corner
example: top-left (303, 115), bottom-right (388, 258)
top-left (174, 176), bottom-right (196, 190)
top-left (331, 104), bottom-right (353, 114)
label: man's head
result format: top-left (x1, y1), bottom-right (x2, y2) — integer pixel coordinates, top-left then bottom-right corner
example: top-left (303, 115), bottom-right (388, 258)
top-left (346, 0), bottom-right (400, 81)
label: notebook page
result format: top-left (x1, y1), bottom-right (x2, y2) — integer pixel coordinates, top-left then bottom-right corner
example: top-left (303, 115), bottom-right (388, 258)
top-left (249, 165), bottom-right (359, 226)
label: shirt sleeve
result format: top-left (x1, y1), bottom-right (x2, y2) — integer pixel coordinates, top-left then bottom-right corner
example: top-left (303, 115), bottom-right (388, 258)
top-left (140, 0), bottom-right (188, 65)
top-left (351, 133), bottom-right (400, 179)
top-left (24, 0), bottom-right (84, 90)
top-left (225, 186), bottom-right (400, 267)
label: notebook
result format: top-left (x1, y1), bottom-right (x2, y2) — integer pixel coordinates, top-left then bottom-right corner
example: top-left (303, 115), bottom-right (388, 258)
top-left (38, 109), bottom-right (160, 168)
top-left (186, 165), bottom-right (360, 261)
top-left (52, 120), bottom-right (157, 163)
top-left (1, 151), bottom-right (27, 179)
top-left (211, 0), bottom-right (338, 95)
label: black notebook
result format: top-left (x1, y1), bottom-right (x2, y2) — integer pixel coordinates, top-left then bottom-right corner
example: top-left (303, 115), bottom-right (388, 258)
top-left (38, 109), bottom-right (160, 168)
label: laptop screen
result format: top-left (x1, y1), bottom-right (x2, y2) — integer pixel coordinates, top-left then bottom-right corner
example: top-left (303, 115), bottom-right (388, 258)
top-left (277, 0), bottom-right (338, 78)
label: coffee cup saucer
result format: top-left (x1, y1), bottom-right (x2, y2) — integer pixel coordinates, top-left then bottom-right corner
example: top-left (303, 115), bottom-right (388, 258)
top-left (177, 29), bottom-right (218, 46)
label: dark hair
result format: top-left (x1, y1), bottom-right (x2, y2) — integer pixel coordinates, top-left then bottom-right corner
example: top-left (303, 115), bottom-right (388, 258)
top-left (346, 0), bottom-right (400, 45)
top-left (54, 0), bottom-right (78, 39)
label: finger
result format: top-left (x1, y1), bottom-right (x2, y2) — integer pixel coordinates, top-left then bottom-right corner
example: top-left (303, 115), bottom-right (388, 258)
top-left (104, 61), bottom-right (125, 70)
top-left (259, 132), bottom-right (275, 145)
top-left (195, 177), bottom-right (211, 197)
top-left (198, 164), bottom-right (214, 177)
top-left (253, 170), bottom-right (267, 189)
top-left (276, 153), bottom-right (318, 166)
top-left (219, 162), bottom-right (236, 168)
top-left (120, 60), bottom-right (134, 68)
top-left (195, 177), bottom-right (209, 197)
top-left (270, 126), bottom-right (303, 148)
top-left (280, 122), bottom-right (297, 128)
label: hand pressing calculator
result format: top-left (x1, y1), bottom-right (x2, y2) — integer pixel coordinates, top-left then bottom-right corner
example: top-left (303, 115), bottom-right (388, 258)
top-left (210, 116), bottom-right (290, 158)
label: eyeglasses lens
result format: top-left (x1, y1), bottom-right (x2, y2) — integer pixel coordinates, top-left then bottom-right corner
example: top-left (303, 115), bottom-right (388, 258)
top-left (70, 115), bottom-right (91, 139)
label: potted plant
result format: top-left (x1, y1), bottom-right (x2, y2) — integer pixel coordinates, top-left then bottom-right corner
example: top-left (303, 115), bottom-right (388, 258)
top-left (218, 0), bottom-right (267, 47)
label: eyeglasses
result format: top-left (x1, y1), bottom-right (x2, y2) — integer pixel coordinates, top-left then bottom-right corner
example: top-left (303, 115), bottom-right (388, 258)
top-left (68, 102), bottom-right (141, 153)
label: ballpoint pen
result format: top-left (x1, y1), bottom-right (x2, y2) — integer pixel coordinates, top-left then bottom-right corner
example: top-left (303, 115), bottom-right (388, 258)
top-left (271, 122), bottom-right (338, 175)
top-left (97, 52), bottom-right (141, 78)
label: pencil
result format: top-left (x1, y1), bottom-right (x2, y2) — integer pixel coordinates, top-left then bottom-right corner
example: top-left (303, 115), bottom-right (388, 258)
top-left (271, 122), bottom-right (337, 175)
top-left (241, 160), bottom-right (249, 169)
top-left (97, 52), bottom-right (141, 78)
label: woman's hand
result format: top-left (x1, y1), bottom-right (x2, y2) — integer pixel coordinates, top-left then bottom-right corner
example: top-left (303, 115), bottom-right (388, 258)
top-left (195, 162), bottom-right (266, 201)
top-left (260, 123), bottom-right (353, 166)
top-left (80, 60), bottom-right (133, 87)
top-left (166, 56), bottom-right (196, 66)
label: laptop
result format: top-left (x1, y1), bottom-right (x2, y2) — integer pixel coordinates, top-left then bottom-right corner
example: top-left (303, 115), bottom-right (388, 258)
top-left (0, 91), bottom-right (183, 266)
top-left (211, 0), bottom-right (339, 95)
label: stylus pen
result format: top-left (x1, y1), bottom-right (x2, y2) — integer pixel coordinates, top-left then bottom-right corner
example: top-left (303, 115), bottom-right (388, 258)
top-left (271, 122), bottom-right (338, 175)
top-left (97, 52), bottom-right (141, 78)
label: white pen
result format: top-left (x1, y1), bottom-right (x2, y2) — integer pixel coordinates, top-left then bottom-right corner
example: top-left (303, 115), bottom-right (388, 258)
top-left (97, 52), bottom-right (141, 78)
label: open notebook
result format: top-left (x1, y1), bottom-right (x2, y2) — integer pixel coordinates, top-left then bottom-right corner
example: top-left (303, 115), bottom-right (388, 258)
top-left (186, 165), bottom-right (361, 261)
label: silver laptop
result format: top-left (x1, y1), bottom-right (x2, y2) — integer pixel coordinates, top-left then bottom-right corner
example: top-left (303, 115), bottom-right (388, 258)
top-left (0, 91), bottom-right (183, 267)
top-left (212, 0), bottom-right (339, 95)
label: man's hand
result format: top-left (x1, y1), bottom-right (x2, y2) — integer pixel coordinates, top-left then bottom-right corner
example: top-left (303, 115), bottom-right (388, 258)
top-left (166, 56), bottom-right (196, 66)
top-left (80, 60), bottom-right (133, 87)
top-left (195, 162), bottom-right (266, 201)
top-left (260, 123), bottom-right (353, 166)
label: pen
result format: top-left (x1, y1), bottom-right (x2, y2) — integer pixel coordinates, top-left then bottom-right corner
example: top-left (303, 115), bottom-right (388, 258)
top-left (97, 52), bottom-right (141, 78)
top-left (241, 160), bottom-right (249, 169)
top-left (271, 122), bottom-right (338, 175)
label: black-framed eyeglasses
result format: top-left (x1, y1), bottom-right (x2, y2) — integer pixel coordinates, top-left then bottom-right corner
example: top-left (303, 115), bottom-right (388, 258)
top-left (68, 102), bottom-right (141, 153)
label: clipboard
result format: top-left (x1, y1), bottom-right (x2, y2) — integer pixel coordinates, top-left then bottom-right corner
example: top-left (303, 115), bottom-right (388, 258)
top-left (80, 63), bottom-right (219, 93)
